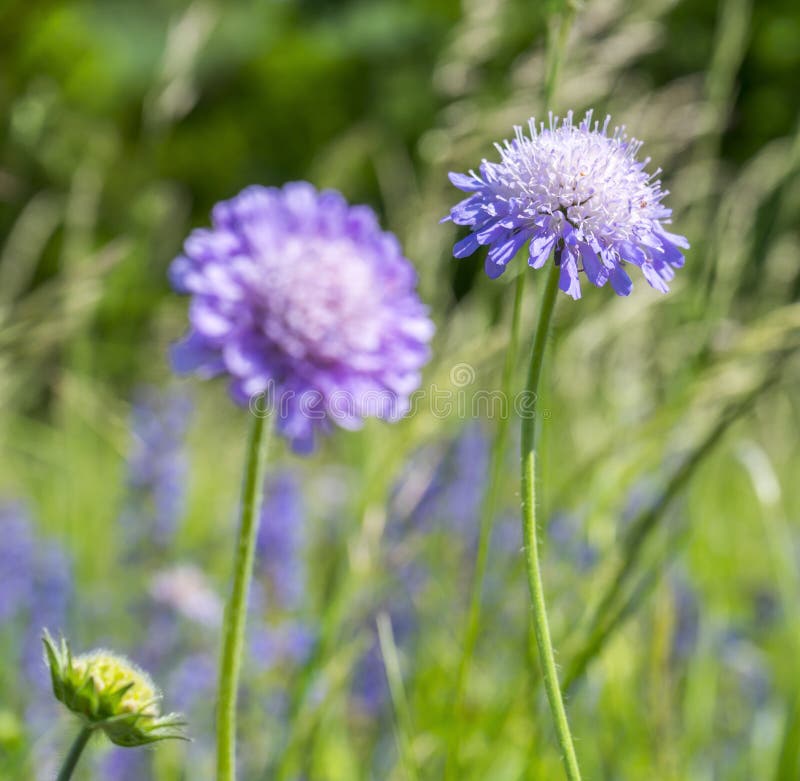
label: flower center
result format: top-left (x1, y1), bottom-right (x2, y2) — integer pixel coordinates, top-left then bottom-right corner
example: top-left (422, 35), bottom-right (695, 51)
top-left (256, 236), bottom-right (382, 362)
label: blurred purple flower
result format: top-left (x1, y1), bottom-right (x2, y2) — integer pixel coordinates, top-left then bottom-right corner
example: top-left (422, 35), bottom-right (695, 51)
top-left (98, 747), bottom-right (151, 781)
top-left (0, 501), bottom-right (35, 621)
top-left (547, 510), bottom-right (598, 572)
top-left (23, 540), bottom-right (73, 684)
top-left (149, 564), bottom-right (223, 629)
top-left (352, 602), bottom-right (416, 716)
top-left (669, 572), bottom-right (700, 664)
top-left (250, 621), bottom-right (316, 668)
top-left (122, 388), bottom-right (192, 547)
top-left (257, 472), bottom-right (306, 610)
top-left (404, 423), bottom-right (489, 542)
top-left (444, 110), bottom-right (688, 298)
top-left (167, 652), bottom-right (217, 712)
top-left (169, 182), bottom-right (434, 452)
top-left (0, 502), bottom-right (74, 734)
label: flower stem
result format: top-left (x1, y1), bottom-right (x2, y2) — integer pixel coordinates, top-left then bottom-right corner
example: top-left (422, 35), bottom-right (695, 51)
top-left (56, 726), bottom-right (92, 781)
top-left (445, 271), bottom-right (525, 779)
top-left (217, 411), bottom-right (272, 781)
top-left (520, 255), bottom-right (582, 781)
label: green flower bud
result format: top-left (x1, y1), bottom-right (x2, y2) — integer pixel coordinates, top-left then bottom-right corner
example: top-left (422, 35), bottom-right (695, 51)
top-left (42, 630), bottom-right (187, 747)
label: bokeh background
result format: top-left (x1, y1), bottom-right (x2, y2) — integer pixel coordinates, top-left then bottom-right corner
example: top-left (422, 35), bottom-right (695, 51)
top-left (1, 0), bottom-right (800, 779)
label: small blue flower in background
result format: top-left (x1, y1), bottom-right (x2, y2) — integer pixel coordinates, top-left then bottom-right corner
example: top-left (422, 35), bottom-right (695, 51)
top-left (98, 746), bottom-right (150, 781)
top-left (169, 182), bottom-right (434, 452)
top-left (444, 110), bottom-right (688, 298)
top-left (0, 502), bottom-right (35, 621)
top-left (22, 540), bottom-right (73, 685)
top-left (668, 571), bottom-right (700, 665)
top-left (352, 602), bottom-right (416, 716)
top-left (548, 510), bottom-right (598, 572)
top-left (397, 422), bottom-right (489, 543)
top-left (250, 473), bottom-right (316, 668)
top-left (149, 564), bottom-right (223, 629)
top-left (122, 388), bottom-right (192, 549)
top-left (257, 472), bottom-right (307, 610)
top-left (0, 500), bottom-right (73, 778)
top-left (167, 653), bottom-right (217, 713)
top-left (250, 621), bottom-right (315, 668)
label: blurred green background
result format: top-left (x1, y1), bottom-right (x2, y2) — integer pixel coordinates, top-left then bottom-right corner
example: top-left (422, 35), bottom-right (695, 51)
top-left (1, 0), bottom-right (800, 779)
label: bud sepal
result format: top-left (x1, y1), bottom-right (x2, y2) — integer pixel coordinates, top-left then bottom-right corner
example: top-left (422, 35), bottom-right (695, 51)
top-left (43, 630), bottom-right (187, 747)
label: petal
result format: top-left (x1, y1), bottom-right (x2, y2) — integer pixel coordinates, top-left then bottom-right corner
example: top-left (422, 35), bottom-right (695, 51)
top-left (170, 331), bottom-right (224, 377)
top-left (487, 231), bottom-right (529, 268)
top-left (453, 233), bottom-right (480, 258)
top-left (476, 221), bottom-right (509, 245)
top-left (655, 235), bottom-right (686, 267)
top-left (579, 243), bottom-right (608, 287)
top-left (659, 229), bottom-right (690, 250)
top-left (641, 262), bottom-right (670, 293)
top-left (485, 256), bottom-right (508, 279)
top-left (559, 256), bottom-right (582, 300)
top-left (448, 172), bottom-right (483, 192)
top-left (608, 262), bottom-right (633, 296)
top-left (190, 299), bottom-right (234, 338)
top-left (617, 240), bottom-right (646, 266)
top-left (528, 232), bottom-right (556, 269)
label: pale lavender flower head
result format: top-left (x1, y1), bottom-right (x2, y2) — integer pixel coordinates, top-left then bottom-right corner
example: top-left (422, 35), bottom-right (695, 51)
top-left (170, 182), bottom-right (434, 452)
top-left (444, 110), bottom-right (689, 298)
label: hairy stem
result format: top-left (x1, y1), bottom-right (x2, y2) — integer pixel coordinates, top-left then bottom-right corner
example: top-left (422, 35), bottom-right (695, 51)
top-left (217, 412), bottom-right (272, 781)
top-left (56, 726), bottom-right (92, 781)
top-left (520, 255), bottom-right (582, 781)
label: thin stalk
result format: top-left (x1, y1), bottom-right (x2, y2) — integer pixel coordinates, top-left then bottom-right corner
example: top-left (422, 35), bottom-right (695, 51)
top-left (520, 255), bottom-right (581, 781)
top-left (217, 412), bottom-right (272, 781)
top-left (56, 726), bottom-right (92, 781)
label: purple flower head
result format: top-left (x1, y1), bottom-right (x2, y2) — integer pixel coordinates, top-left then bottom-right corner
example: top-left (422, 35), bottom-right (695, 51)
top-left (170, 182), bottom-right (434, 452)
top-left (444, 110), bottom-right (689, 298)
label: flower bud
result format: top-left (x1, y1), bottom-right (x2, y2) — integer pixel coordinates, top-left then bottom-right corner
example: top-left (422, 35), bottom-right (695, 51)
top-left (42, 630), bottom-right (186, 747)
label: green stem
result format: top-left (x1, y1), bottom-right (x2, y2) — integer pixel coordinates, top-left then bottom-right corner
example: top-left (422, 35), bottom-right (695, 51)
top-left (520, 255), bottom-right (581, 781)
top-left (445, 272), bottom-right (525, 779)
top-left (217, 412), bottom-right (272, 781)
top-left (57, 726), bottom-right (92, 781)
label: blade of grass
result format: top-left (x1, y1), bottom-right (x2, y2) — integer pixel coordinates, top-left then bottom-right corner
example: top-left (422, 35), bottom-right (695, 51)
top-left (377, 612), bottom-right (420, 781)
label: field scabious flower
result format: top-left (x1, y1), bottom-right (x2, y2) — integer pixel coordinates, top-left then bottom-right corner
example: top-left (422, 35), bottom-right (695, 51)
top-left (42, 632), bottom-right (186, 747)
top-left (444, 110), bottom-right (688, 298)
top-left (170, 182), bottom-right (434, 452)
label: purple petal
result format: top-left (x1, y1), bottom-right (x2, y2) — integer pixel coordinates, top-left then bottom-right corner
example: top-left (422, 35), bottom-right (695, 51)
top-left (485, 256), bottom-right (507, 279)
top-left (559, 256), bottom-right (582, 300)
top-left (171, 331), bottom-right (224, 377)
top-left (579, 243), bottom-right (608, 287)
top-left (641, 262), bottom-right (670, 293)
top-left (617, 240), bottom-right (646, 266)
top-left (528, 232), bottom-right (556, 269)
top-left (659, 229), bottom-right (690, 250)
top-left (453, 233), bottom-right (480, 259)
top-left (608, 262), bottom-right (633, 296)
top-left (448, 172), bottom-right (483, 192)
top-left (487, 231), bottom-right (529, 268)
